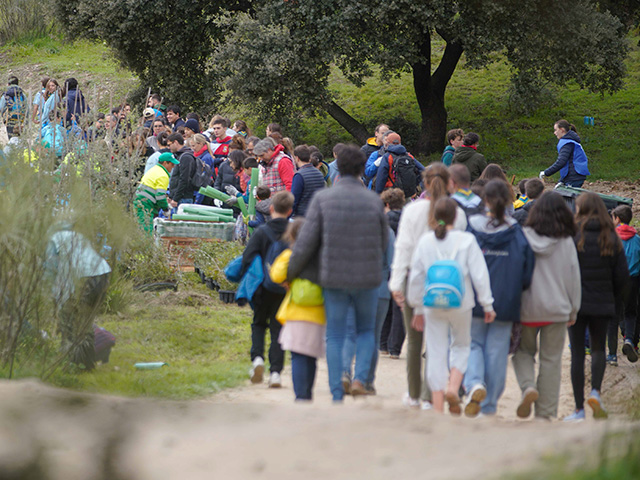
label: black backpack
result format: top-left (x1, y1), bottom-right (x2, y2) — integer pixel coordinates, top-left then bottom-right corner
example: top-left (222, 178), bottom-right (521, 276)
top-left (388, 153), bottom-right (418, 198)
top-left (191, 156), bottom-right (213, 189)
top-left (262, 226), bottom-right (288, 294)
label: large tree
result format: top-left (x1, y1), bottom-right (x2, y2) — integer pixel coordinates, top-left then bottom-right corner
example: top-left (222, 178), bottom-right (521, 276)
top-left (218, 0), bottom-right (628, 153)
top-left (52, 0), bottom-right (250, 110)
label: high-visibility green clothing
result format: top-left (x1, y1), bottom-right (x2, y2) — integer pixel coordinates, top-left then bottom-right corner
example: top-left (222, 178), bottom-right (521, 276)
top-left (134, 164), bottom-right (170, 233)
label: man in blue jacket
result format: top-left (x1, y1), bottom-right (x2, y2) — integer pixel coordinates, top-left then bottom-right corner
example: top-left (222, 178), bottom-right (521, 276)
top-left (375, 133), bottom-right (425, 198)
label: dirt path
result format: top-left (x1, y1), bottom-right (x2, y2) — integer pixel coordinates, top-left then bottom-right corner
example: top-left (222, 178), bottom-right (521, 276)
top-left (1, 344), bottom-right (638, 480)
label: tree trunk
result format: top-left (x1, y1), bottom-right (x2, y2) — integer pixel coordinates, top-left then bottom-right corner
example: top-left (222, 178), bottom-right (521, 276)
top-left (323, 100), bottom-right (369, 145)
top-left (412, 32), bottom-right (463, 155)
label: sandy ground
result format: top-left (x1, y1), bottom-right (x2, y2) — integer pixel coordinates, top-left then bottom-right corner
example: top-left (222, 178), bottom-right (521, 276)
top-left (1, 341), bottom-right (639, 480)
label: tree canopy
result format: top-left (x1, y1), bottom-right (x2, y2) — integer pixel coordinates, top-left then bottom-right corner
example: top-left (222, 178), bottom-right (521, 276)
top-left (53, 0), bottom-right (630, 153)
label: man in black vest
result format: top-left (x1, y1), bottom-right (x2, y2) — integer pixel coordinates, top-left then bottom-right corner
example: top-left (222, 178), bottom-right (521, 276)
top-left (291, 145), bottom-right (326, 217)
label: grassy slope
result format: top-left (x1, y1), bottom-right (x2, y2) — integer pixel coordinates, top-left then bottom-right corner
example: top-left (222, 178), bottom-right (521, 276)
top-left (300, 38), bottom-right (640, 180)
top-left (49, 274), bottom-right (253, 400)
top-left (2, 34), bottom-right (639, 179)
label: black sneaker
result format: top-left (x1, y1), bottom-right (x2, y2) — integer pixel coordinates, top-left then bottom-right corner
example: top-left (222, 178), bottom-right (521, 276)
top-left (622, 340), bottom-right (639, 363)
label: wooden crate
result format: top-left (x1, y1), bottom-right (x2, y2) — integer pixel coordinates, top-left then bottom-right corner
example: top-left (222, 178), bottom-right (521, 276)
top-left (160, 237), bottom-right (216, 272)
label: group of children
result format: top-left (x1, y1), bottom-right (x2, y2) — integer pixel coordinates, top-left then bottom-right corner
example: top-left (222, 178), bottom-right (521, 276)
top-left (231, 131), bottom-right (637, 422)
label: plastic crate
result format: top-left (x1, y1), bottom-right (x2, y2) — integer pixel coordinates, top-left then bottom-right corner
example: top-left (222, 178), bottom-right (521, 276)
top-left (153, 218), bottom-right (235, 241)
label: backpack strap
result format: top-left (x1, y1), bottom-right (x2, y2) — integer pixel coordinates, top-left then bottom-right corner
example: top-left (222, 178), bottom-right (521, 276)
top-left (433, 233), bottom-right (461, 261)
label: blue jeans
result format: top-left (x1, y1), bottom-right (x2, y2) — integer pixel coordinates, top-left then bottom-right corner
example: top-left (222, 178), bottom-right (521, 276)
top-left (464, 318), bottom-right (513, 414)
top-left (324, 287), bottom-right (378, 401)
top-left (291, 352), bottom-right (317, 400)
top-left (343, 298), bottom-right (390, 387)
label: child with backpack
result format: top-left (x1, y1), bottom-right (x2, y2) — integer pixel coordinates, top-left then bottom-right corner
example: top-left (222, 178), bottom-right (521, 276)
top-left (240, 191), bottom-right (294, 388)
top-left (269, 219), bottom-right (326, 401)
top-left (611, 205), bottom-right (640, 363)
top-left (564, 193), bottom-right (629, 421)
top-left (374, 133), bottom-right (425, 199)
top-left (463, 180), bottom-right (535, 417)
top-left (407, 197), bottom-right (495, 414)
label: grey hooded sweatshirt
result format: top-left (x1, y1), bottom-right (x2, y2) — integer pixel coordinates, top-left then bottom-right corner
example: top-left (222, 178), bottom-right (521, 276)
top-left (521, 227), bottom-right (582, 324)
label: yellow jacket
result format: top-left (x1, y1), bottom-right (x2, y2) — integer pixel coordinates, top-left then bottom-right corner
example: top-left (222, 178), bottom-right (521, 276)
top-left (270, 249), bottom-right (326, 325)
top-left (135, 164), bottom-right (170, 209)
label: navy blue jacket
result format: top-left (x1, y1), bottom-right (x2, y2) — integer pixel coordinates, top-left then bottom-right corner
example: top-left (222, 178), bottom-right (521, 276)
top-left (544, 130), bottom-right (586, 186)
top-left (375, 144), bottom-right (425, 194)
top-left (469, 218), bottom-right (535, 322)
top-left (65, 89), bottom-right (89, 126)
top-left (292, 164), bottom-right (325, 217)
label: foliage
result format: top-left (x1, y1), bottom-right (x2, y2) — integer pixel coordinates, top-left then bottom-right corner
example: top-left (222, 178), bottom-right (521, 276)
top-left (119, 234), bottom-right (178, 287)
top-left (218, 0), bottom-right (629, 153)
top-left (0, 0), bottom-right (53, 44)
top-left (193, 240), bottom-right (245, 291)
top-left (511, 430), bottom-right (640, 480)
top-left (50, 0), bottom-right (248, 111)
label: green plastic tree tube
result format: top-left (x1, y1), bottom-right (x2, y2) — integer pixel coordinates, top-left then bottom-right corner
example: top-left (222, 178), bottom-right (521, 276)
top-left (236, 196), bottom-right (248, 216)
top-left (172, 214), bottom-right (222, 222)
top-left (248, 167), bottom-right (260, 217)
top-left (135, 362), bottom-right (168, 369)
top-left (183, 206), bottom-right (233, 217)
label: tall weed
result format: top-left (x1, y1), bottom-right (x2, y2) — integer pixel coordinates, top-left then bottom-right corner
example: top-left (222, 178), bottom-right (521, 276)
top-left (0, 0), bottom-right (53, 45)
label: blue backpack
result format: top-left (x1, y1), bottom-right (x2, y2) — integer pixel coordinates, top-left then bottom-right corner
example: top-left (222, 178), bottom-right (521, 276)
top-left (262, 226), bottom-right (288, 294)
top-left (423, 238), bottom-right (465, 309)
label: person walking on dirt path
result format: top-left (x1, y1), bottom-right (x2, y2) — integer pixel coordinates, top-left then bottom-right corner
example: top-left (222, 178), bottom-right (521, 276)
top-left (361, 123), bottom-right (389, 159)
top-left (463, 180), bottom-right (535, 417)
top-left (242, 191), bottom-right (294, 388)
top-left (513, 192), bottom-right (581, 421)
top-left (389, 163), bottom-right (467, 409)
top-left (564, 193), bottom-right (629, 422)
top-left (0, 75), bottom-right (27, 139)
top-left (287, 145), bottom-right (388, 402)
top-left (441, 128), bottom-right (464, 167)
top-left (539, 119), bottom-right (590, 188)
top-left (407, 197), bottom-right (495, 415)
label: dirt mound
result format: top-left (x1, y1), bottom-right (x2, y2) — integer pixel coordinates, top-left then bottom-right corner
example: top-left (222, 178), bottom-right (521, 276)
top-left (584, 180), bottom-right (640, 218)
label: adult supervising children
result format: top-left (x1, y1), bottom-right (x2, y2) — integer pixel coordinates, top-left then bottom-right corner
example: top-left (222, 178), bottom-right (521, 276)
top-left (540, 119), bottom-right (590, 188)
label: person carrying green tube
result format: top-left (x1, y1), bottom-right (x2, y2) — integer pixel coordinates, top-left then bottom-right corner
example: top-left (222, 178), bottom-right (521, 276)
top-left (134, 152), bottom-right (179, 234)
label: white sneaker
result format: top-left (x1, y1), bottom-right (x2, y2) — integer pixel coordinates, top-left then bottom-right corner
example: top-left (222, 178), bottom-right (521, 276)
top-left (268, 371), bottom-right (282, 388)
top-left (402, 392), bottom-right (420, 408)
top-left (464, 384), bottom-right (487, 418)
top-left (421, 401), bottom-right (433, 411)
top-left (249, 357), bottom-right (264, 384)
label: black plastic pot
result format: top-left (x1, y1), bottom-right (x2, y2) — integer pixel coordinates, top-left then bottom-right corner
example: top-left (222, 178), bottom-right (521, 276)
top-left (205, 278), bottom-right (215, 290)
top-left (219, 290), bottom-right (236, 304)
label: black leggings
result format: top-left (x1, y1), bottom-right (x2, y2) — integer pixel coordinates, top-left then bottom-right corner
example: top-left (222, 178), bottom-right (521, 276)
top-left (569, 315), bottom-right (609, 410)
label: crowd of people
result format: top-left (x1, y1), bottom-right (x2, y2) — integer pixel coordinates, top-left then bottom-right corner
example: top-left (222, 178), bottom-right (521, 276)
top-left (2, 74), bottom-right (638, 421)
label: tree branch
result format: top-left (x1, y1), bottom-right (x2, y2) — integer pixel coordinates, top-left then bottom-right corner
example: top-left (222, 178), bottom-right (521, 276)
top-left (323, 100), bottom-right (369, 144)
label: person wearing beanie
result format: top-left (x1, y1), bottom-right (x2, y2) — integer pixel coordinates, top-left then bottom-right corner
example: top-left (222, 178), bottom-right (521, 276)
top-left (134, 151), bottom-right (179, 234)
top-left (183, 118), bottom-right (200, 140)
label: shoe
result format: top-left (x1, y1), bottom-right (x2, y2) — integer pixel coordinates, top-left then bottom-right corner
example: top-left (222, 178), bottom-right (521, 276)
top-left (606, 354), bottom-right (618, 366)
top-left (249, 357), bottom-right (264, 384)
top-left (516, 387), bottom-right (539, 419)
top-left (350, 379), bottom-right (367, 396)
top-left (464, 384), bottom-right (487, 418)
top-left (379, 349), bottom-right (390, 356)
top-left (421, 401), bottom-right (433, 411)
top-left (587, 390), bottom-right (608, 419)
top-left (563, 409), bottom-right (585, 423)
top-left (622, 340), bottom-right (639, 363)
top-left (364, 383), bottom-right (376, 395)
top-left (402, 392), bottom-right (420, 408)
top-left (341, 372), bottom-right (352, 395)
top-left (268, 371), bottom-right (282, 388)
top-left (389, 354), bottom-right (400, 360)
top-left (445, 391), bottom-right (462, 416)
top-left (585, 347), bottom-right (591, 356)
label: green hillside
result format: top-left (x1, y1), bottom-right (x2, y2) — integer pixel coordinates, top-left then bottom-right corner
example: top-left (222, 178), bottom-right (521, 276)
top-left (1, 34), bottom-right (639, 180)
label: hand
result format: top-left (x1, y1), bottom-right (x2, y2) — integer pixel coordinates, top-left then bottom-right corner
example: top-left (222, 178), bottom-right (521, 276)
top-left (225, 185), bottom-right (239, 196)
top-left (392, 291), bottom-right (405, 310)
top-left (225, 196), bottom-right (238, 206)
top-left (242, 214), bottom-right (249, 225)
top-left (567, 319), bottom-right (576, 327)
top-left (484, 310), bottom-right (496, 324)
top-left (374, 157), bottom-right (382, 167)
top-left (539, 171), bottom-right (546, 180)
top-left (411, 314), bottom-right (425, 332)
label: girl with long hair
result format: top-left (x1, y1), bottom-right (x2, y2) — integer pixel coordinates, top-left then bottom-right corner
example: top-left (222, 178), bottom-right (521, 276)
top-left (564, 192), bottom-right (629, 421)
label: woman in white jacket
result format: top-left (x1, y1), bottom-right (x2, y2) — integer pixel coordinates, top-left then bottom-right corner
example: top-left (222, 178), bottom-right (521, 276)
top-left (408, 198), bottom-right (495, 414)
top-left (389, 163), bottom-right (467, 408)
top-left (512, 192), bottom-right (581, 420)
